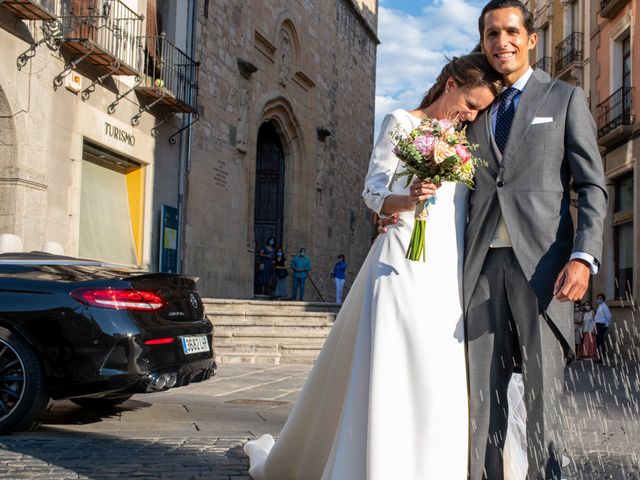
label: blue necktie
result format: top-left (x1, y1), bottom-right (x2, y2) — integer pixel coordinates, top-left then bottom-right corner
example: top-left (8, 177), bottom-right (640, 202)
top-left (495, 87), bottom-right (519, 153)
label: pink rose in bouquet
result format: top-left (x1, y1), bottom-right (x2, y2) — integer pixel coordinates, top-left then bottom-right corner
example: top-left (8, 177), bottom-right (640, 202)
top-left (413, 134), bottom-right (436, 156)
top-left (455, 144), bottom-right (472, 163)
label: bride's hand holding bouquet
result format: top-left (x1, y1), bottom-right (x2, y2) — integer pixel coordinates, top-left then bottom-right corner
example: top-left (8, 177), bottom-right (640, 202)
top-left (390, 117), bottom-right (486, 261)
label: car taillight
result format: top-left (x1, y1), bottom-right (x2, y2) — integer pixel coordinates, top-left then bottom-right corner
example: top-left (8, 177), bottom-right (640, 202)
top-left (71, 288), bottom-right (166, 311)
top-left (144, 337), bottom-right (175, 345)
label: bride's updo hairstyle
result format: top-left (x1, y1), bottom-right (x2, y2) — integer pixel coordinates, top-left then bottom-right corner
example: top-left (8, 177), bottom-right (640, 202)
top-left (417, 53), bottom-right (503, 109)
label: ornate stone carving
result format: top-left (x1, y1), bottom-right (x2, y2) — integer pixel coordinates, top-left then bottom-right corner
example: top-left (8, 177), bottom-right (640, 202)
top-left (279, 31), bottom-right (291, 85)
top-left (237, 59), bottom-right (258, 153)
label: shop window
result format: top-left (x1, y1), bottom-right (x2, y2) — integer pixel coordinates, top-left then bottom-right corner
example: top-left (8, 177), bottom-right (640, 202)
top-left (79, 140), bottom-right (145, 265)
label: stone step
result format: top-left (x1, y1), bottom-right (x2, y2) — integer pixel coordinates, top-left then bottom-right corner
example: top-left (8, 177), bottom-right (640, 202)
top-left (214, 326), bottom-right (331, 337)
top-left (206, 308), bottom-right (334, 316)
top-left (212, 323), bottom-right (334, 333)
top-left (215, 352), bottom-right (318, 365)
top-left (208, 312), bottom-right (335, 326)
top-left (213, 335), bottom-right (326, 350)
top-left (204, 298), bottom-right (335, 365)
top-left (213, 340), bottom-right (326, 355)
top-left (204, 298), bottom-right (340, 314)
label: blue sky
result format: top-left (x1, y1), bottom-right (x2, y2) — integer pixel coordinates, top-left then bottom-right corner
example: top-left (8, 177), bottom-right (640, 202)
top-left (375, 0), bottom-right (486, 136)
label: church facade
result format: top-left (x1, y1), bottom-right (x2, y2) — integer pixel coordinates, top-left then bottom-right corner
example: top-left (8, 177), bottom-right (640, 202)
top-left (184, 0), bottom-right (379, 298)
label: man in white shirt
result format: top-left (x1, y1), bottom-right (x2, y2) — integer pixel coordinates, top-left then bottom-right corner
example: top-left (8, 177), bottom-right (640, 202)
top-left (594, 293), bottom-right (613, 363)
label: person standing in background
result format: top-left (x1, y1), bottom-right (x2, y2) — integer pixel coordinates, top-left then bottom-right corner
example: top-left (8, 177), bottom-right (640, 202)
top-left (291, 248), bottom-right (311, 301)
top-left (594, 293), bottom-right (613, 363)
top-left (581, 301), bottom-right (597, 359)
top-left (273, 248), bottom-right (288, 300)
top-left (331, 254), bottom-right (347, 304)
top-left (257, 237), bottom-right (276, 296)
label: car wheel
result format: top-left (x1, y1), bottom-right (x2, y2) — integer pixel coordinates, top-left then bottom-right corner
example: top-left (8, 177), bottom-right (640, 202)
top-left (0, 327), bottom-right (49, 433)
top-left (71, 394), bottom-right (133, 409)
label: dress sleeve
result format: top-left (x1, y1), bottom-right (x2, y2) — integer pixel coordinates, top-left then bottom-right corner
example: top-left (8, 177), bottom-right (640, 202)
top-left (362, 112), bottom-right (404, 215)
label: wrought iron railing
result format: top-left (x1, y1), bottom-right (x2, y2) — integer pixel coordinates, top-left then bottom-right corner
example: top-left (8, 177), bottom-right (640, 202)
top-left (137, 35), bottom-right (199, 111)
top-left (597, 86), bottom-right (634, 138)
top-left (555, 32), bottom-right (583, 74)
top-left (533, 56), bottom-right (552, 74)
top-left (58, 0), bottom-right (143, 71)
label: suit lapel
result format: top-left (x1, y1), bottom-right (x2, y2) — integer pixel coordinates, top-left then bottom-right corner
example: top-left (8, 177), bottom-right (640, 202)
top-left (472, 108), bottom-right (500, 175)
top-left (501, 69), bottom-right (554, 162)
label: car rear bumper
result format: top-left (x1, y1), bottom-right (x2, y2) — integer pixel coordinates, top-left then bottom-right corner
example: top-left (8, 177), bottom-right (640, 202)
top-left (48, 324), bottom-right (217, 399)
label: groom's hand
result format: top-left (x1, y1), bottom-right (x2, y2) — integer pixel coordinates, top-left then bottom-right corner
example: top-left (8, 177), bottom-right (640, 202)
top-left (377, 214), bottom-right (398, 234)
top-left (553, 259), bottom-right (590, 301)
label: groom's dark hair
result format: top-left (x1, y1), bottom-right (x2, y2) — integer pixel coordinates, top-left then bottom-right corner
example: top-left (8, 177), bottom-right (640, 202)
top-left (478, 0), bottom-right (535, 37)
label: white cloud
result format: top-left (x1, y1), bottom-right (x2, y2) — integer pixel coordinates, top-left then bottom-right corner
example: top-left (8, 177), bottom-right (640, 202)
top-left (374, 0), bottom-right (485, 137)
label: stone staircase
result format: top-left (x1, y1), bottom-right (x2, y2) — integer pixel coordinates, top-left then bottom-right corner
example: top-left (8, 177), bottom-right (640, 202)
top-left (204, 299), bottom-right (340, 365)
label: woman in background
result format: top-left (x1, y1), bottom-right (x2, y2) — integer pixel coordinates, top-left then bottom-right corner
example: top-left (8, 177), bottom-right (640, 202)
top-left (273, 248), bottom-right (288, 300)
top-left (257, 237), bottom-right (276, 295)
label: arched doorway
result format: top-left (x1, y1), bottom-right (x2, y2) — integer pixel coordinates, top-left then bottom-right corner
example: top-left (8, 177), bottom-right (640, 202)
top-left (254, 122), bottom-right (285, 294)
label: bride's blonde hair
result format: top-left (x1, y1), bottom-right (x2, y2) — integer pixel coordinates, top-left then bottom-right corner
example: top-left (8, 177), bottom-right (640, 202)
top-left (418, 53), bottom-right (503, 109)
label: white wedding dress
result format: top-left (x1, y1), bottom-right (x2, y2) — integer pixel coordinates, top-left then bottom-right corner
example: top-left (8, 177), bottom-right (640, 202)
top-left (245, 109), bottom-right (526, 479)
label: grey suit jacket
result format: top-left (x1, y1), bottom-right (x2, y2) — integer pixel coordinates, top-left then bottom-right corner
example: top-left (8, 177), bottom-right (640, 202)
top-left (464, 68), bottom-right (607, 354)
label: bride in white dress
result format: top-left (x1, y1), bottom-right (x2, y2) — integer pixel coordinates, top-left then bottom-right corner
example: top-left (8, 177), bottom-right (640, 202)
top-left (245, 54), bottom-right (506, 479)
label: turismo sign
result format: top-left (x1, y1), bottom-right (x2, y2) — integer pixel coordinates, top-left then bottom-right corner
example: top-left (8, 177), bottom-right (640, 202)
top-left (105, 122), bottom-right (136, 146)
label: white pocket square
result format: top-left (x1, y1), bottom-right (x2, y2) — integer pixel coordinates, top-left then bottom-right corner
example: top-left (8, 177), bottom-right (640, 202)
top-left (532, 117), bottom-right (553, 124)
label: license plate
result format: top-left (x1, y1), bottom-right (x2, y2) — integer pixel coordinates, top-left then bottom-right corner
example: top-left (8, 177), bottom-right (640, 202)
top-left (181, 335), bottom-right (210, 354)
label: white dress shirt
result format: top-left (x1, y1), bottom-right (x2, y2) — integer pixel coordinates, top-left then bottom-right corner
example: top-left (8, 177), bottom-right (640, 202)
top-left (594, 302), bottom-right (612, 327)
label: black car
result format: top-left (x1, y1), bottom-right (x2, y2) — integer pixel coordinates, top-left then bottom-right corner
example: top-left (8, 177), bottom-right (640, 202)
top-left (0, 252), bottom-right (216, 433)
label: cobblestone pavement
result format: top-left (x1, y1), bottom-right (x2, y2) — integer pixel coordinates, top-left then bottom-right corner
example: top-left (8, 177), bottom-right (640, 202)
top-left (0, 361), bottom-right (639, 479)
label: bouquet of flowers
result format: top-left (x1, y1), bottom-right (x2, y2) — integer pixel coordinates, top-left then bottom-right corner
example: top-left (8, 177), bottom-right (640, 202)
top-left (390, 117), bottom-right (486, 261)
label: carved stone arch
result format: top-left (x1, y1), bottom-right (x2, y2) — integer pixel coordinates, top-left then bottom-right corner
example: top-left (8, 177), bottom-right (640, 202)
top-left (256, 93), bottom-right (304, 179)
top-left (251, 93), bottom-right (308, 263)
top-left (273, 15), bottom-right (302, 66)
top-left (273, 16), bottom-right (302, 85)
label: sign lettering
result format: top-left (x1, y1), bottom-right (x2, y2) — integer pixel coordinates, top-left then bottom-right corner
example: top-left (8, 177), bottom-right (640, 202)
top-left (105, 122), bottom-right (136, 146)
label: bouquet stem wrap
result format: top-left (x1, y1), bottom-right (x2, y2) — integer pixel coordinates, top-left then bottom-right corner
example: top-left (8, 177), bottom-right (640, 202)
top-left (406, 196), bottom-right (436, 261)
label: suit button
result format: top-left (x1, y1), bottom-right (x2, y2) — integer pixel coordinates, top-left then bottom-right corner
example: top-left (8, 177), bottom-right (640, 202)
top-left (497, 180), bottom-right (504, 188)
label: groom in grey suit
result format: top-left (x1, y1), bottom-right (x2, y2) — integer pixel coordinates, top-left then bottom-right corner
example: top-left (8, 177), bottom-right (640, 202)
top-left (465, 1), bottom-right (607, 479)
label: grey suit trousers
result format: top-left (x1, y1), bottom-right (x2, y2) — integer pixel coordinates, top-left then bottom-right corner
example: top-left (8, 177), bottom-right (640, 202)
top-left (467, 248), bottom-right (566, 480)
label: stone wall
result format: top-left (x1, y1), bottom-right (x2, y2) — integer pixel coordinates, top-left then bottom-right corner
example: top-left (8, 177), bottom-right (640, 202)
top-left (0, 6), bottom-right (184, 264)
top-left (185, 0), bottom-right (379, 299)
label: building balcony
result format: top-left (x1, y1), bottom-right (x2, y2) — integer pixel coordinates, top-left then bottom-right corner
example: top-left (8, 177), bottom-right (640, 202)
top-left (600, 0), bottom-right (631, 19)
top-left (135, 35), bottom-right (199, 114)
top-left (0, 0), bottom-right (57, 20)
top-left (597, 86), bottom-right (634, 147)
top-left (533, 56), bottom-right (552, 75)
top-left (57, 0), bottom-right (143, 77)
top-left (555, 32), bottom-right (583, 76)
